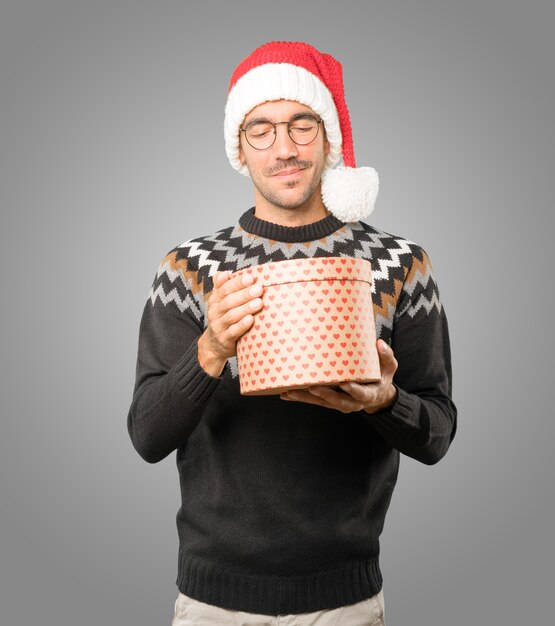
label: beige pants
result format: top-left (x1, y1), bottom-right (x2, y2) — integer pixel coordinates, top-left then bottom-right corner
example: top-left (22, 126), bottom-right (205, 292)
top-left (172, 590), bottom-right (385, 626)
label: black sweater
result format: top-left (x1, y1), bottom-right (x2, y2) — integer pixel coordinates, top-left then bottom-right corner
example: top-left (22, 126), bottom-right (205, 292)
top-left (127, 208), bottom-right (457, 613)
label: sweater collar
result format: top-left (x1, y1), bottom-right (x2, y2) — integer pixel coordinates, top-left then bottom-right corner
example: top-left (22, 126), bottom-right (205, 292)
top-left (238, 207), bottom-right (346, 243)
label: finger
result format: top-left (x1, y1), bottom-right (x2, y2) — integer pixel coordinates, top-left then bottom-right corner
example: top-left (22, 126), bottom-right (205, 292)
top-left (220, 281), bottom-right (264, 314)
top-left (281, 389), bottom-right (331, 409)
top-left (310, 386), bottom-right (366, 412)
top-left (285, 387), bottom-right (365, 413)
top-left (338, 381), bottom-right (378, 402)
top-left (306, 385), bottom-right (343, 400)
top-left (221, 313), bottom-right (257, 343)
top-left (216, 296), bottom-right (264, 328)
top-left (213, 271), bottom-right (232, 289)
top-left (218, 272), bottom-right (257, 300)
top-left (309, 384), bottom-right (366, 406)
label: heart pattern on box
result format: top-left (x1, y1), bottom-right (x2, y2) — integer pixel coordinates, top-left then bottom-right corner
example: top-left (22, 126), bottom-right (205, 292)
top-left (235, 258), bottom-right (381, 396)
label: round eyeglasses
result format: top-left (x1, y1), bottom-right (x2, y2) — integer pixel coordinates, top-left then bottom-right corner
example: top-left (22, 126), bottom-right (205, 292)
top-left (240, 114), bottom-right (323, 150)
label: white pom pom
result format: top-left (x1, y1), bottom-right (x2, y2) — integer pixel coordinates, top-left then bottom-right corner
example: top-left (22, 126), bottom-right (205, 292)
top-left (321, 166), bottom-right (379, 222)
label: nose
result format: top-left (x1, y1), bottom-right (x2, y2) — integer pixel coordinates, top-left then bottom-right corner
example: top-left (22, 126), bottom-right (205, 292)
top-left (272, 122), bottom-right (298, 160)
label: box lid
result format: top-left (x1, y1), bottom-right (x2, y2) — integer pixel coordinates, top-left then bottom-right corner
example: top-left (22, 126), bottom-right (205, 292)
top-left (234, 256), bottom-right (372, 288)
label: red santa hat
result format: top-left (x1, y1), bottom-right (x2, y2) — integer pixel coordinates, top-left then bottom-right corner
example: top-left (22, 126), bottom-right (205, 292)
top-left (224, 41), bottom-right (379, 222)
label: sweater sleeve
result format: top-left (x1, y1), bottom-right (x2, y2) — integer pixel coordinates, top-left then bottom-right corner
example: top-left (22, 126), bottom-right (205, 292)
top-left (127, 257), bottom-right (223, 463)
top-left (364, 248), bottom-right (457, 465)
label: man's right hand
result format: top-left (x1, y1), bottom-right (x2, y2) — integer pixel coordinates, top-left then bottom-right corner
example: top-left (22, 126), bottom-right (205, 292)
top-left (197, 271), bottom-right (264, 377)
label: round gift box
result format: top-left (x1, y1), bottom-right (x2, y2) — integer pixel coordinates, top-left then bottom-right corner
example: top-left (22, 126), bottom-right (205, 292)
top-left (234, 257), bottom-right (381, 396)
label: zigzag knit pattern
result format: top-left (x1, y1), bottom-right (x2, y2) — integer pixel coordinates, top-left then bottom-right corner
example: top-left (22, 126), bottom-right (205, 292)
top-left (148, 209), bottom-right (441, 377)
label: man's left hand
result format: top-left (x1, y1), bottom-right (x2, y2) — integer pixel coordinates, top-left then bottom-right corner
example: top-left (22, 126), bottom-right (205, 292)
top-left (280, 339), bottom-right (398, 414)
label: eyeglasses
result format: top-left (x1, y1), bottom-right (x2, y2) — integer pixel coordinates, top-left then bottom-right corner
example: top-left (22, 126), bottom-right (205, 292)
top-left (240, 114), bottom-right (323, 150)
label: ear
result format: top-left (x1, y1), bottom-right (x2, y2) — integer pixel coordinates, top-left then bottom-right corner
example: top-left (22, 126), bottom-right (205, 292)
top-left (238, 138), bottom-right (246, 165)
top-left (322, 125), bottom-right (330, 156)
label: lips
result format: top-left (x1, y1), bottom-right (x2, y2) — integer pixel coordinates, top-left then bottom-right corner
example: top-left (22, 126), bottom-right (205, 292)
top-left (273, 168), bottom-right (304, 177)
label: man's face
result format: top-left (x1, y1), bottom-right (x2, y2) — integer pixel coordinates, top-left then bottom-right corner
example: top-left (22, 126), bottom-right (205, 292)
top-left (238, 100), bottom-right (330, 213)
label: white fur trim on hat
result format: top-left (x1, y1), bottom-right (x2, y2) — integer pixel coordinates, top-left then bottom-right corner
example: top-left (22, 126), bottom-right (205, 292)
top-left (321, 166), bottom-right (379, 222)
top-left (225, 63), bottom-right (342, 176)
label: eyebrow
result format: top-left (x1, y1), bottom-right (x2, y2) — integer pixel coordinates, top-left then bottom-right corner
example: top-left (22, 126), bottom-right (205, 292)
top-left (244, 112), bottom-right (319, 126)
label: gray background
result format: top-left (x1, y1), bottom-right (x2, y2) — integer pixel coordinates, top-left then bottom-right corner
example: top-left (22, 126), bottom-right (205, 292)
top-left (1, 1), bottom-right (553, 624)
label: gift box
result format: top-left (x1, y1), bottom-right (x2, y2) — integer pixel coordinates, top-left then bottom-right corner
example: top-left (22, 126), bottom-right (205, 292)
top-left (234, 257), bottom-right (381, 396)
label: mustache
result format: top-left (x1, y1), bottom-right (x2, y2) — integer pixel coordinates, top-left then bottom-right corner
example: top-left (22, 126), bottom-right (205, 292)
top-left (265, 159), bottom-right (312, 176)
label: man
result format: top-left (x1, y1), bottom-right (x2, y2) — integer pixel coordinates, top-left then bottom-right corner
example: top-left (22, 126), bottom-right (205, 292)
top-left (127, 41), bottom-right (456, 625)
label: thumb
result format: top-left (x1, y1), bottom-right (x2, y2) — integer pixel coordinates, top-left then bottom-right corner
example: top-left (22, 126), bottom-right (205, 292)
top-left (377, 339), bottom-right (397, 375)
